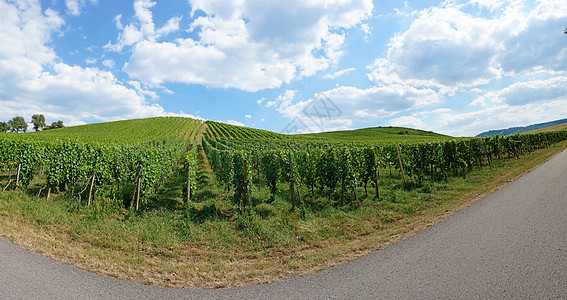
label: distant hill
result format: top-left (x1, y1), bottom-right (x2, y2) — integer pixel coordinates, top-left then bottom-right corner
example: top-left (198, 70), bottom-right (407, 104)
top-left (297, 126), bottom-right (451, 143)
top-left (476, 118), bottom-right (567, 137)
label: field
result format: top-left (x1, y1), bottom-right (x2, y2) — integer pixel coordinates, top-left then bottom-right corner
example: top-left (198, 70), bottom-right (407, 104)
top-left (524, 122), bottom-right (567, 134)
top-left (1, 117), bottom-right (567, 288)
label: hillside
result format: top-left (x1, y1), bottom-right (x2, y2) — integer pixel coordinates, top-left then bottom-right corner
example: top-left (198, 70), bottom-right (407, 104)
top-left (205, 121), bottom-right (452, 144)
top-left (0, 117), bottom-right (204, 144)
top-left (1, 117), bottom-right (453, 145)
top-left (477, 118), bottom-right (567, 137)
top-left (296, 126), bottom-right (450, 143)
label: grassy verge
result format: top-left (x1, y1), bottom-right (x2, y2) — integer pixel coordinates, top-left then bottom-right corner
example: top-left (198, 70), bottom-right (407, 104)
top-left (0, 141), bottom-right (566, 288)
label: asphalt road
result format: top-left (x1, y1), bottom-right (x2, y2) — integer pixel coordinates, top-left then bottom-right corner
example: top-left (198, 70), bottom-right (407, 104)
top-left (1, 149), bottom-right (567, 299)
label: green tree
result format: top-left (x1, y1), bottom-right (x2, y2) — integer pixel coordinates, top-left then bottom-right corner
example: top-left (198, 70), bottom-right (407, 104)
top-left (8, 116), bottom-right (27, 133)
top-left (43, 120), bottom-right (64, 130)
top-left (31, 114), bottom-right (46, 131)
top-left (0, 121), bottom-right (9, 132)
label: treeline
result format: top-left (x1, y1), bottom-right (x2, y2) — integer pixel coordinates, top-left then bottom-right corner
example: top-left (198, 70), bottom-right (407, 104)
top-left (0, 114), bottom-right (64, 133)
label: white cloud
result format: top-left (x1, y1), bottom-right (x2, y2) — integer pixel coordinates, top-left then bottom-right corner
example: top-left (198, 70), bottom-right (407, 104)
top-left (105, 0), bottom-right (182, 52)
top-left (85, 57), bottom-right (97, 64)
top-left (265, 85), bottom-right (439, 133)
top-left (0, 0), bottom-right (169, 126)
top-left (115, 0), bottom-right (373, 91)
top-left (388, 116), bottom-right (426, 129)
top-left (322, 67), bottom-right (356, 79)
top-left (245, 114), bottom-right (252, 119)
top-left (226, 120), bottom-right (244, 127)
top-left (367, 1), bottom-right (567, 91)
top-left (421, 98), bottom-right (567, 137)
top-left (360, 23), bottom-right (371, 41)
top-left (493, 77), bottom-right (567, 106)
top-left (65, 0), bottom-right (97, 16)
top-left (127, 80), bottom-right (158, 100)
top-left (368, 5), bottom-right (502, 89)
top-left (102, 59), bottom-right (115, 68)
top-left (156, 16), bottom-right (182, 36)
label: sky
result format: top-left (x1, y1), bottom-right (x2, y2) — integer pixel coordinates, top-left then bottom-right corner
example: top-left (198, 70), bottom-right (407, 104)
top-left (1, 0), bottom-right (566, 136)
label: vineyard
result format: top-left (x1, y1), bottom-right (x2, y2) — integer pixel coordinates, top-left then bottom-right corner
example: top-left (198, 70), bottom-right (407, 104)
top-left (202, 123), bottom-right (567, 215)
top-left (0, 117), bottom-right (202, 209)
top-left (1, 117), bottom-right (567, 288)
top-left (2, 116), bottom-right (567, 221)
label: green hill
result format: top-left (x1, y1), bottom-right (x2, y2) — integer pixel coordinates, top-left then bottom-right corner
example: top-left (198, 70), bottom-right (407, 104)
top-left (0, 117), bottom-right (204, 144)
top-left (296, 126), bottom-right (450, 143)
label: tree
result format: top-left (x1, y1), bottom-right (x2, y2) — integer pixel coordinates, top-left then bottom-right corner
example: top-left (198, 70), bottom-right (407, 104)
top-left (43, 120), bottom-right (64, 130)
top-left (31, 114), bottom-right (46, 131)
top-left (8, 116), bottom-right (27, 133)
top-left (564, 27), bottom-right (567, 35)
top-left (0, 121), bottom-right (9, 133)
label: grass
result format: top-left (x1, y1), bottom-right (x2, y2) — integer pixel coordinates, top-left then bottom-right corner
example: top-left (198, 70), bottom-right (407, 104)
top-left (0, 139), bottom-right (565, 288)
top-left (524, 122), bottom-right (567, 134)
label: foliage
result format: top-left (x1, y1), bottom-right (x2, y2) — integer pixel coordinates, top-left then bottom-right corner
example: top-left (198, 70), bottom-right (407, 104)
top-left (31, 114), bottom-right (46, 131)
top-left (8, 116), bottom-right (27, 133)
top-left (0, 122), bottom-right (10, 133)
top-left (43, 120), bottom-right (64, 130)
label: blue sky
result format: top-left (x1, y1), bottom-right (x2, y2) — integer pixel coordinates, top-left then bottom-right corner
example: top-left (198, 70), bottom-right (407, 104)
top-left (1, 0), bottom-right (566, 136)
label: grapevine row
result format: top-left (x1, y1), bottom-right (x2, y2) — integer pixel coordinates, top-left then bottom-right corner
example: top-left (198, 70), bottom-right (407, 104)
top-left (203, 131), bottom-right (567, 209)
top-left (0, 138), bottom-right (197, 208)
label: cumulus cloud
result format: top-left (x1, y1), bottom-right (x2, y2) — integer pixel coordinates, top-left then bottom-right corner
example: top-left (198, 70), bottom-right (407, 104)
top-left (114, 0), bottom-right (373, 91)
top-left (418, 97), bottom-right (567, 137)
top-left (367, 0), bottom-right (567, 91)
top-left (368, 5), bottom-right (502, 89)
top-left (104, 0), bottom-right (182, 52)
top-left (0, 0), bottom-right (172, 125)
top-left (356, 0), bottom-right (567, 136)
top-left (494, 77), bottom-right (567, 106)
top-left (263, 84), bottom-right (439, 133)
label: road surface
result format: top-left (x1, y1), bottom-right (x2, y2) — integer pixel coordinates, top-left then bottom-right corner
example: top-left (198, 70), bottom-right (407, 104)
top-left (1, 149), bottom-right (567, 299)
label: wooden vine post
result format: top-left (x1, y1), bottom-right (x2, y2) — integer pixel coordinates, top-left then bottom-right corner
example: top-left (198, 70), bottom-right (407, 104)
top-left (289, 153), bottom-right (298, 236)
top-left (289, 153), bottom-right (295, 214)
top-left (88, 174), bottom-right (96, 206)
top-left (373, 151), bottom-right (379, 199)
top-left (135, 167), bottom-right (141, 211)
top-left (396, 145), bottom-right (406, 185)
top-left (430, 144), bottom-right (435, 182)
top-left (187, 162), bottom-right (191, 206)
top-left (242, 159), bottom-right (248, 214)
top-left (256, 153), bottom-right (260, 188)
top-left (15, 163), bottom-right (21, 187)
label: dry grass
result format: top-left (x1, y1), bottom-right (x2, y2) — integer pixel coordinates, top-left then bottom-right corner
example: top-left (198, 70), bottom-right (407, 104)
top-left (0, 140), bottom-right (566, 289)
top-left (524, 122), bottom-right (567, 134)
